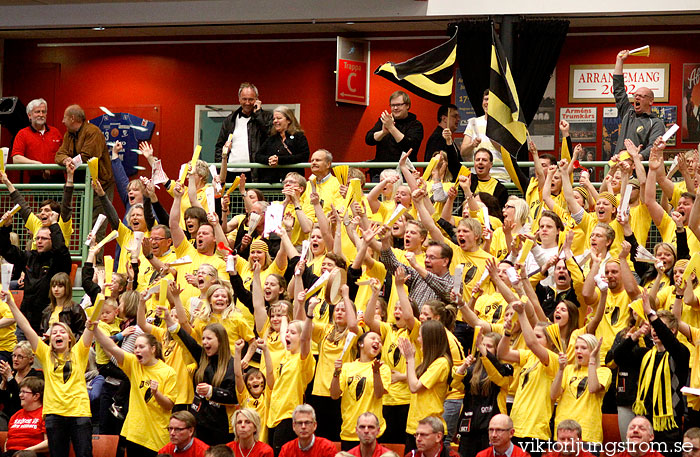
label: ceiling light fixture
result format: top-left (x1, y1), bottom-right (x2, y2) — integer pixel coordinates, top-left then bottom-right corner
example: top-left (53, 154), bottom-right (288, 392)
top-left (92, 26), bottom-right (105, 31)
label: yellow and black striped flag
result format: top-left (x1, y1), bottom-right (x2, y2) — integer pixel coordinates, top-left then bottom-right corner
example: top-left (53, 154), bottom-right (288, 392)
top-left (374, 28), bottom-right (457, 104)
top-left (486, 27), bottom-right (528, 193)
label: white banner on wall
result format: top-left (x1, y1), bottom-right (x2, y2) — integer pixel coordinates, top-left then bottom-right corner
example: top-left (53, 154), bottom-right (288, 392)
top-left (569, 64), bottom-right (669, 103)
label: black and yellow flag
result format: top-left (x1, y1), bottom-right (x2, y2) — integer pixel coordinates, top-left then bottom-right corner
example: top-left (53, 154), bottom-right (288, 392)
top-left (374, 28), bottom-right (457, 104)
top-left (486, 27), bottom-right (528, 193)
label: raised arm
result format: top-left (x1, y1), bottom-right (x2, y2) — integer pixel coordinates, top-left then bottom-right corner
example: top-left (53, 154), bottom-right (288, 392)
top-left (166, 281), bottom-right (192, 334)
top-left (252, 263), bottom-right (267, 333)
top-left (515, 300), bottom-right (551, 365)
top-left (92, 320), bottom-right (126, 365)
top-left (136, 293), bottom-right (153, 335)
top-left (1, 292), bottom-right (39, 350)
top-left (363, 279), bottom-right (383, 334)
top-left (394, 266), bottom-right (416, 332)
top-left (585, 287), bottom-right (608, 335)
top-left (300, 298), bottom-right (315, 360)
top-left (550, 353), bottom-right (567, 401)
top-left (169, 183), bottom-right (187, 248)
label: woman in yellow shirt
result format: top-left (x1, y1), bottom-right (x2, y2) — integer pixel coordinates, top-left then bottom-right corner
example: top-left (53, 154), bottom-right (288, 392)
top-left (93, 323), bottom-right (176, 456)
top-left (399, 319), bottom-right (453, 452)
top-left (551, 334), bottom-right (611, 444)
top-left (188, 264), bottom-right (220, 322)
top-left (3, 291), bottom-right (94, 457)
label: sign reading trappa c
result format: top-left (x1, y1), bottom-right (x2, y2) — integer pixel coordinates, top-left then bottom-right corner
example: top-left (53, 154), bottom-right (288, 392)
top-left (569, 64), bottom-right (669, 103)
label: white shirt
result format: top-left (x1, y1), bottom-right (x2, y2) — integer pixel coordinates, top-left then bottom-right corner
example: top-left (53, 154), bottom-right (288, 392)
top-left (229, 114), bottom-right (251, 172)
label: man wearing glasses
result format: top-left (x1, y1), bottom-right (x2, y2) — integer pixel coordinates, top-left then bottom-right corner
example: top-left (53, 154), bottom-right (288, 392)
top-left (279, 404), bottom-right (336, 457)
top-left (365, 90), bottom-right (424, 181)
top-left (407, 416), bottom-right (459, 457)
top-left (159, 410), bottom-right (209, 457)
top-left (613, 50), bottom-right (665, 159)
top-left (475, 414), bottom-right (530, 457)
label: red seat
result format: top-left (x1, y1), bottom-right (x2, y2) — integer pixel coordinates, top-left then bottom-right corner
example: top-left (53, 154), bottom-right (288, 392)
top-left (602, 413), bottom-right (620, 456)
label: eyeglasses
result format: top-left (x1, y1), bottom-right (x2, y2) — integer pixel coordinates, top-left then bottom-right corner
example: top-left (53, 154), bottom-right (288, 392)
top-left (414, 432), bottom-right (437, 438)
top-left (150, 237), bottom-right (168, 242)
top-left (167, 426), bottom-right (191, 432)
top-left (424, 255), bottom-right (444, 261)
top-left (390, 103), bottom-right (406, 109)
top-left (488, 428), bottom-right (512, 434)
top-left (12, 354), bottom-right (27, 359)
top-left (19, 390), bottom-right (35, 395)
top-left (293, 420), bottom-right (315, 427)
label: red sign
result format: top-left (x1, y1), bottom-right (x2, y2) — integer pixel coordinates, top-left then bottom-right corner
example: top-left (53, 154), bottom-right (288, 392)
top-left (337, 59), bottom-right (367, 104)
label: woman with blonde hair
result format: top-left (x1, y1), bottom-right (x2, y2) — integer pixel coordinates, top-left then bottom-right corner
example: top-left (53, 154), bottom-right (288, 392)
top-left (0, 340), bottom-right (43, 418)
top-left (551, 334), bottom-right (611, 444)
top-left (2, 290), bottom-right (94, 457)
top-left (226, 408), bottom-right (274, 457)
top-left (256, 105), bottom-right (310, 183)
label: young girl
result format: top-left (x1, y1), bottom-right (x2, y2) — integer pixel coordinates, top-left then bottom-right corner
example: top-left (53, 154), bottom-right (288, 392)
top-left (2, 290), bottom-right (94, 457)
top-left (551, 334), bottom-right (611, 444)
top-left (453, 332), bottom-right (512, 457)
top-left (266, 297), bottom-right (315, 456)
top-left (399, 319), bottom-right (453, 452)
top-left (92, 321), bottom-right (176, 456)
top-left (40, 272), bottom-right (86, 339)
top-left (234, 339), bottom-right (273, 444)
top-left (497, 300), bottom-right (559, 450)
top-left (164, 311), bottom-right (237, 446)
top-left (330, 331), bottom-right (390, 450)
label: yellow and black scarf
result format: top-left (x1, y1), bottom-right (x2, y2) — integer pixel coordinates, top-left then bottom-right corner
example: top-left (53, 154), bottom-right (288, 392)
top-left (633, 347), bottom-right (677, 431)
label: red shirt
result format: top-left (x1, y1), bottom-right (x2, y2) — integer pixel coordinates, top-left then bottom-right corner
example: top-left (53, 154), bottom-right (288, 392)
top-left (544, 451), bottom-right (596, 457)
top-left (613, 452), bottom-right (665, 457)
top-left (228, 440), bottom-right (275, 457)
top-left (159, 437), bottom-right (209, 457)
top-left (6, 407), bottom-right (45, 450)
top-left (406, 445), bottom-right (461, 457)
top-left (475, 445), bottom-right (530, 457)
top-left (11, 125), bottom-right (63, 164)
top-left (349, 443), bottom-right (392, 457)
top-left (279, 437), bottom-right (337, 457)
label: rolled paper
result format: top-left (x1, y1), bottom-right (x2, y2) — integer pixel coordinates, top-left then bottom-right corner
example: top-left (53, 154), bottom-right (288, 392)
top-left (190, 145), bottom-right (202, 172)
top-left (545, 323), bottom-right (563, 353)
top-left (476, 269), bottom-right (489, 287)
top-left (356, 279), bottom-right (373, 286)
top-left (159, 278), bottom-right (169, 308)
top-left (94, 231), bottom-right (118, 250)
top-left (90, 294), bottom-right (106, 321)
top-left (88, 157), bottom-right (99, 184)
top-left (620, 184), bottom-right (633, 216)
top-left (104, 256), bottom-right (114, 297)
top-left (471, 326), bottom-right (481, 356)
top-left (300, 240), bottom-right (311, 262)
top-left (342, 178), bottom-right (363, 210)
top-left (305, 271), bottom-right (330, 301)
top-left (505, 266), bottom-right (520, 285)
top-left (209, 165), bottom-right (222, 193)
top-left (309, 175), bottom-right (317, 194)
top-left (628, 299), bottom-right (647, 322)
top-left (85, 214), bottom-right (107, 246)
top-left (404, 156), bottom-right (417, 173)
top-left (226, 255), bottom-right (235, 272)
top-left (385, 204), bottom-right (407, 227)
top-left (71, 155), bottom-right (83, 167)
top-left (79, 294), bottom-right (92, 310)
top-left (341, 331), bottom-right (357, 357)
top-left (1, 204), bottom-right (21, 227)
top-left (683, 253), bottom-right (700, 284)
top-left (422, 155), bottom-right (440, 181)
top-left (225, 176), bottom-right (241, 197)
top-left (0, 145), bottom-right (4, 173)
top-left (453, 165), bottom-right (471, 189)
top-left (453, 264), bottom-right (464, 295)
top-left (636, 245), bottom-right (655, 261)
top-left (99, 106), bottom-right (116, 117)
top-left (205, 186), bottom-right (216, 214)
top-left (667, 156), bottom-right (680, 178)
top-left (170, 255), bottom-right (192, 266)
top-left (619, 151), bottom-right (631, 162)
top-left (518, 239), bottom-right (535, 264)
top-left (629, 45), bottom-right (650, 57)
top-left (247, 212), bottom-right (262, 236)
top-left (481, 207), bottom-right (490, 231)
top-left (151, 159), bottom-right (168, 186)
top-left (222, 133), bottom-right (233, 156)
top-left (263, 202), bottom-right (284, 238)
top-left (662, 124), bottom-right (679, 143)
top-left (132, 231), bottom-right (145, 252)
top-left (333, 165), bottom-right (349, 186)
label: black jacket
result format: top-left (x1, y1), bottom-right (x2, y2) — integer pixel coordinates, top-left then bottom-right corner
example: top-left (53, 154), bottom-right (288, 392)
top-left (175, 326), bottom-right (237, 437)
top-left (255, 131), bottom-right (310, 183)
top-left (0, 223), bottom-right (71, 331)
top-left (365, 112), bottom-right (424, 176)
top-left (40, 302), bottom-right (87, 340)
top-left (424, 125), bottom-right (462, 179)
top-left (214, 107), bottom-right (274, 178)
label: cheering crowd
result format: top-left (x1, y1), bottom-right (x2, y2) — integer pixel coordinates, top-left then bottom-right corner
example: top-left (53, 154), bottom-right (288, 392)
top-left (2, 49), bottom-right (700, 457)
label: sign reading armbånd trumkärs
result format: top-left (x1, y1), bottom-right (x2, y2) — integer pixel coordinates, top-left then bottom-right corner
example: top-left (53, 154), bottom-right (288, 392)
top-left (569, 64), bottom-right (669, 103)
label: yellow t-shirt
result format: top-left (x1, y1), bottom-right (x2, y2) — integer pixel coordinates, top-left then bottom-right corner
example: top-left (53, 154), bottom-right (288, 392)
top-left (510, 349), bottom-right (558, 440)
top-left (150, 326), bottom-right (196, 405)
top-left (25, 214), bottom-right (72, 249)
top-left (138, 249), bottom-right (178, 293)
top-left (193, 312), bottom-right (255, 354)
top-left (474, 177), bottom-right (500, 196)
top-left (260, 321), bottom-right (286, 379)
top-left (239, 387), bottom-right (270, 443)
top-left (629, 203), bottom-right (652, 248)
top-left (237, 257), bottom-right (285, 329)
top-left (301, 175), bottom-right (342, 213)
top-left (386, 248), bottom-right (425, 324)
top-left (446, 330), bottom-right (466, 401)
top-left (312, 323), bottom-right (362, 397)
top-left (474, 293), bottom-right (508, 325)
top-left (288, 201), bottom-right (316, 247)
top-left (353, 261), bottom-right (387, 313)
top-left (447, 244), bottom-right (496, 319)
top-left (115, 222), bottom-right (150, 274)
top-left (554, 364), bottom-right (612, 443)
top-left (35, 339), bottom-right (91, 417)
top-left (550, 203), bottom-right (587, 256)
top-left (95, 320), bottom-right (121, 365)
top-left (406, 356), bottom-right (450, 434)
top-left (686, 327), bottom-right (700, 411)
top-left (166, 183), bottom-right (212, 229)
top-left (174, 241), bottom-right (228, 306)
top-left (380, 322), bottom-right (418, 405)
top-left (0, 300), bottom-right (17, 352)
top-left (267, 351), bottom-right (316, 428)
top-left (595, 288), bottom-right (633, 364)
top-left (577, 211), bottom-right (624, 258)
top-left (489, 227), bottom-right (511, 261)
top-left (119, 353), bottom-right (177, 451)
top-left (337, 360), bottom-right (391, 441)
